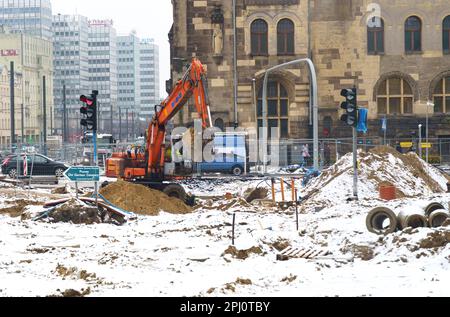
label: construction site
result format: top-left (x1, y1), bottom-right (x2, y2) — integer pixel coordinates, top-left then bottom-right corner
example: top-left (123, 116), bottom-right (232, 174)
top-left (1, 0), bottom-right (450, 300)
top-left (0, 144), bottom-right (449, 297)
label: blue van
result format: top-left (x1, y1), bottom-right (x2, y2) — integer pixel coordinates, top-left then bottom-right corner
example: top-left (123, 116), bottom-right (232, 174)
top-left (198, 152), bottom-right (247, 176)
top-left (197, 133), bottom-right (248, 176)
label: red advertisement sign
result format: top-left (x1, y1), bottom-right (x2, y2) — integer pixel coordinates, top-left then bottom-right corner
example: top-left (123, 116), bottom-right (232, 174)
top-left (0, 49), bottom-right (18, 57)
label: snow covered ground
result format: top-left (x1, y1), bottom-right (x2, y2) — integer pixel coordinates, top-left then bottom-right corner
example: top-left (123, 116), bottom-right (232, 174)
top-left (0, 186), bottom-right (449, 297)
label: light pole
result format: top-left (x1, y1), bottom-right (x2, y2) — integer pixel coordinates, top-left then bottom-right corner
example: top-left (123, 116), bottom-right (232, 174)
top-left (418, 124), bottom-right (422, 159)
top-left (426, 101), bottom-right (435, 164)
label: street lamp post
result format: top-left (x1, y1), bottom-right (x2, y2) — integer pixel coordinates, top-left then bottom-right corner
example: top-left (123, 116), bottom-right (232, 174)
top-left (418, 124), bottom-right (422, 159)
top-left (426, 101), bottom-right (435, 164)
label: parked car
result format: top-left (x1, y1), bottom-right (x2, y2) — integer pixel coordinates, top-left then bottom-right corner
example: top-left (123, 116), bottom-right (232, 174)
top-left (197, 153), bottom-right (248, 176)
top-left (1, 154), bottom-right (69, 178)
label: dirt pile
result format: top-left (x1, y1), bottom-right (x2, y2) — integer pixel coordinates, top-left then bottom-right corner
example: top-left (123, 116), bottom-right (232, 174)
top-left (222, 245), bottom-right (264, 260)
top-left (419, 230), bottom-right (450, 249)
top-left (99, 181), bottom-right (192, 216)
top-left (0, 200), bottom-right (44, 218)
top-left (370, 146), bottom-right (449, 192)
top-left (244, 187), bottom-right (269, 203)
top-left (304, 146), bottom-right (449, 203)
top-left (47, 199), bottom-right (102, 225)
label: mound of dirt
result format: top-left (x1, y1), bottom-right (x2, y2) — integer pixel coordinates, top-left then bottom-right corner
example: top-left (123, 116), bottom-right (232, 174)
top-left (48, 199), bottom-right (102, 225)
top-left (222, 245), bottom-right (264, 260)
top-left (303, 146), bottom-right (449, 204)
top-left (99, 180), bottom-right (192, 216)
top-left (0, 200), bottom-right (44, 218)
top-left (244, 187), bottom-right (269, 203)
top-left (370, 146), bottom-right (448, 192)
top-left (419, 230), bottom-right (450, 249)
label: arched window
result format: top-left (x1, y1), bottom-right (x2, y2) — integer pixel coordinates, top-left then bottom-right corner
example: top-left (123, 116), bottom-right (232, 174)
top-left (377, 77), bottom-right (414, 114)
top-left (277, 19), bottom-right (294, 55)
top-left (432, 76), bottom-right (450, 113)
top-left (251, 19), bottom-right (268, 56)
top-left (405, 16), bottom-right (422, 52)
top-left (367, 17), bottom-right (384, 54)
top-left (257, 81), bottom-right (289, 138)
top-left (443, 16), bottom-right (450, 54)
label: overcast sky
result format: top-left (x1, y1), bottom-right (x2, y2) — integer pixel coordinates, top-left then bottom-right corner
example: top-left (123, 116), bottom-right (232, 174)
top-left (52, 0), bottom-right (173, 99)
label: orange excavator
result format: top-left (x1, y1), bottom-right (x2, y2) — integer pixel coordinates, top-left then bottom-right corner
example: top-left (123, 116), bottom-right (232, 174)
top-left (105, 58), bottom-right (212, 204)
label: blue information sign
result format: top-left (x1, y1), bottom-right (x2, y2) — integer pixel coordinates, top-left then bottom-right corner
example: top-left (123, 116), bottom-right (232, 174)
top-left (64, 167), bottom-right (100, 182)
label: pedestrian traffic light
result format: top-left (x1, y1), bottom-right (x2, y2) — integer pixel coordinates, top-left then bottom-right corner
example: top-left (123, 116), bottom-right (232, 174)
top-left (340, 88), bottom-right (358, 127)
top-left (80, 92), bottom-right (97, 131)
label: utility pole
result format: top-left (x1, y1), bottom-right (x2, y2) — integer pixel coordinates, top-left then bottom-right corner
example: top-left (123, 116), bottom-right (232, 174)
top-left (63, 82), bottom-right (67, 142)
top-left (10, 61), bottom-right (15, 151)
top-left (119, 107), bottom-right (122, 142)
top-left (426, 101), bottom-right (434, 164)
top-left (126, 108), bottom-right (129, 142)
top-left (43, 76), bottom-right (47, 156)
top-left (352, 126), bottom-right (358, 199)
top-left (232, 0), bottom-right (238, 128)
top-left (110, 103), bottom-right (113, 137)
top-left (21, 103), bottom-right (24, 143)
top-left (132, 111), bottom-right (135, 140)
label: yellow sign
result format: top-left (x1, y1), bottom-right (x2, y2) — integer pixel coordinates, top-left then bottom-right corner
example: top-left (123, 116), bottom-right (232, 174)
top-left (400, 142), bottom-right (413, 148)
top-left (421, 143), bottom-right (432, 149)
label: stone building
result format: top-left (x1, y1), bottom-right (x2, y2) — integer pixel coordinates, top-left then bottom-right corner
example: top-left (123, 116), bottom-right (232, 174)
top-left (170, 0), bottom-right (450, 146)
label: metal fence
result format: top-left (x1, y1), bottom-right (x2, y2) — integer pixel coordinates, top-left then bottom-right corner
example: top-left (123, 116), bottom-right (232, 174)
top-left (1, 136), bottom-right (450, 171)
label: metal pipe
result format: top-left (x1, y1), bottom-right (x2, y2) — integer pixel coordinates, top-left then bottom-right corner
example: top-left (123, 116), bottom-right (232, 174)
top-left (353, 127), bottom-right (358, 200)
top-left (262, 58), bottom-right (319, 172)
top-left (232, 0), bottom-right (238, 127)
top-left (418, 124), bottom-right (422, 159)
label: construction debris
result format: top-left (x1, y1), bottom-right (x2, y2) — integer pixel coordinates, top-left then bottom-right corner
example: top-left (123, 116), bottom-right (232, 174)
top-left (276, 246), bottom-right (331, 261)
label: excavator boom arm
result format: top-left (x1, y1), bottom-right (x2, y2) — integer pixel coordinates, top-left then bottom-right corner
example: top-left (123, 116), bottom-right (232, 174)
top-left (146, 58), bottom-right (211, 176)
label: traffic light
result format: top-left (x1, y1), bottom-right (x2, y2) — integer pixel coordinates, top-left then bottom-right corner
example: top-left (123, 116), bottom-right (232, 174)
top-left (80, 92), bottom-right (97, 131)
top-left (340, 88), bottom-right (358, 127)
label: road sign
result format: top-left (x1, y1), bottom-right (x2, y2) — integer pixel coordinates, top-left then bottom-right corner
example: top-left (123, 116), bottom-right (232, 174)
top-left (64, 166), bottom-right (100, 182)
top-left (381, 117), bottom-right (387, 131)
top-left (400, 142), bottom-right (413, 148)
top-left (421, 143), bottom-right (432, 149)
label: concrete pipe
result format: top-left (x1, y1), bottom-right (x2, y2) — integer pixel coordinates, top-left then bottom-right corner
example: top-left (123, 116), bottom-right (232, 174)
top-left (428, 210), bottom-right (449, 228)
top-left (424, 202), bottom-right (445, 217)
top-left (397, 209), bottom-right (428, 230)
top-left (366, 207), bottom-right (398, 235)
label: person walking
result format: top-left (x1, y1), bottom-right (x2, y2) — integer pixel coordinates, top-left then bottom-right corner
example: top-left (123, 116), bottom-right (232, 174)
top-left (302, 144), bottom-right (311, 167)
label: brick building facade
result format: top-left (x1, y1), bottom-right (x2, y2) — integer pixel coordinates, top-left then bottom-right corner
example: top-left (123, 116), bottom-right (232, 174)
top-left (170, 0), bottom-right (450, 142)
